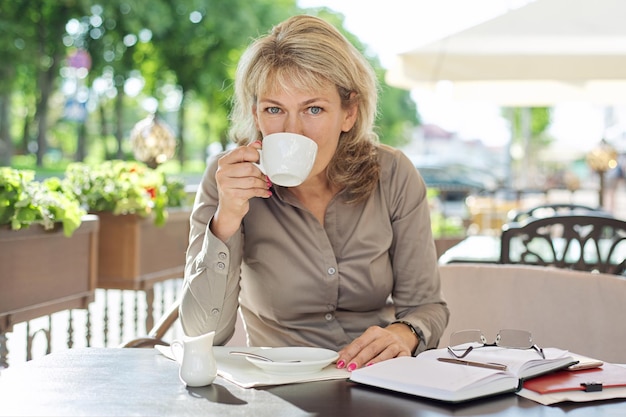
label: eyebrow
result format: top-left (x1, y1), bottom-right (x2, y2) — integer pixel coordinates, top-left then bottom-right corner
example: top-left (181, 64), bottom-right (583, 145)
top-left (258, 97), bottom-right (331, 106)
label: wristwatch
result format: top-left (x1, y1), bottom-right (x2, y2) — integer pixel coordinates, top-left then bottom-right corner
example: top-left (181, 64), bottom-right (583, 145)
top-left (391, 320), bottom-right (420, 355)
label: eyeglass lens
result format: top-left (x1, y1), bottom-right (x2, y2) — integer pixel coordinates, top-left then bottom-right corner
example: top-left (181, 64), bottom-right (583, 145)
top-left (449, 329), bottom-right (485, 347)
top-left (496, 329), bottom-right (533, 349)
top-left (448, 329), bottom-right (544, 359)
top-left (450, 329), bottom-right (534, 349)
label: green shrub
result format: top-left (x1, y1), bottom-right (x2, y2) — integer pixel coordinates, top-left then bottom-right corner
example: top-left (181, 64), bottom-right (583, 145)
top-left (63, 160), bottom-right (186, 227)
top-left (0, 167), bottom-right (85, 237)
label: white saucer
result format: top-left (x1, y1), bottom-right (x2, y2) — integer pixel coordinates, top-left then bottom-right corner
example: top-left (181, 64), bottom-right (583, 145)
top-left (245, 347), bottom-right (339, 375)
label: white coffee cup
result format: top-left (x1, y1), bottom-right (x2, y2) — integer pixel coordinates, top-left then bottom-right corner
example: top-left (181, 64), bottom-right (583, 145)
top-left (255, 132), bottom-right (318, 187)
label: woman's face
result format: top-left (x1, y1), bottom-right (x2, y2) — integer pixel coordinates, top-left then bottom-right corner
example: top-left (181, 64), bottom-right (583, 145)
top-left (253, 79), bottom-right (357, 183)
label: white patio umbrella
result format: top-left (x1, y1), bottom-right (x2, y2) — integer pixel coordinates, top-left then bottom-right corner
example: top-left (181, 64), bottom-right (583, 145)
top-left (386, 0), bottom-right (626, 106)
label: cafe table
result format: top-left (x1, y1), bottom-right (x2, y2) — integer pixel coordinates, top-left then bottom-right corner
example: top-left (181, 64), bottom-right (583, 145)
top-left (1, 347), bottom-right (626, 416)
top-left (438, 235), bottom-right (501, 264)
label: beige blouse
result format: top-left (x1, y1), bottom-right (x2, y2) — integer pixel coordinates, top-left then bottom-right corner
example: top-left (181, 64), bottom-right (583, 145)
top-left (179, 144), bottom-right (449, 355)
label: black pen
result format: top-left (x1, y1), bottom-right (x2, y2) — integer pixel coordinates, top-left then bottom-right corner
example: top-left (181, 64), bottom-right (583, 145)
top-left (437, 357), bottom-right (508, 371)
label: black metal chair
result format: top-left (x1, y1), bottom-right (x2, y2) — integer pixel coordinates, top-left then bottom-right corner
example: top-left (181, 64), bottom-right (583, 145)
top-left (500, 214), bottom-right (626, 275)
top-left (507, 203), bottom-right (611, 223)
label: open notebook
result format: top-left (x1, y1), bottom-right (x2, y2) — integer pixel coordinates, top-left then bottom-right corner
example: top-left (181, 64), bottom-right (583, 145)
top-left (350, 346), bottom-right (576, 403)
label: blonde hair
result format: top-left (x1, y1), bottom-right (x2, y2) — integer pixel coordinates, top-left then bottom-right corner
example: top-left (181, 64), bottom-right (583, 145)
top-left (229, 15), bottom-right (380, 203)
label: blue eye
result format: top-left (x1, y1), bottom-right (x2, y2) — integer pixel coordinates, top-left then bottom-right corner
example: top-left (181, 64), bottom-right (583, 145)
top-left (266, 107), bottom-right (280, 114)
top-left (309, 106), bottom-right (322, 115)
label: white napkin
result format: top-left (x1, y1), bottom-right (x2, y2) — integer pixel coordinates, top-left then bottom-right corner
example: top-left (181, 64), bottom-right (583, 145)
top-left (155, 345), bottom-right (349, 388)
top-left (155, 344), bottom-right (177, 361)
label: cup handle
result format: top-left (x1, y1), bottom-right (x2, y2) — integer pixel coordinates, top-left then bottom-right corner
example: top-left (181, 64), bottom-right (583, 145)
top-left (253, 149), bottom-right (266, 175)
top-left (170, 340), bottom-right (184, 363)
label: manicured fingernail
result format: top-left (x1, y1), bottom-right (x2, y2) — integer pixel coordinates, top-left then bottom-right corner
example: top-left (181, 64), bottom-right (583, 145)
top-left (366, 362), bottom-right (374, 367)
top-left (336, 360), bottom-right (345, 369)
top-left (347, 363), bottom-right (357, 372)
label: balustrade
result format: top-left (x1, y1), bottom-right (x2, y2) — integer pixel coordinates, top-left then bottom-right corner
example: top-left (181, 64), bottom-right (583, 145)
top-left (1, 279), bottom-right (182, 368)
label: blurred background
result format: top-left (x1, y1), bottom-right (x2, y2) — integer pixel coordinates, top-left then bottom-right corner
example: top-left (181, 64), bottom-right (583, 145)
top-left (4, 0), bottom-right (626, 369)
top-left (2, 0), bottom-right (626, 234)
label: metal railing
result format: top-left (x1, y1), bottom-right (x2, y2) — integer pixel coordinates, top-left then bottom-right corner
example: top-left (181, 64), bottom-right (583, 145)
top-left (2, 278), bottom-right (183, 368)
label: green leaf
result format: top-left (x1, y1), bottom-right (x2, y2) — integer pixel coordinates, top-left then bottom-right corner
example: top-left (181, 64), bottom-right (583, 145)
top-left (0, 167), bottom-right (85, 236)
top-left (63, 160), bottom-right (185, 226)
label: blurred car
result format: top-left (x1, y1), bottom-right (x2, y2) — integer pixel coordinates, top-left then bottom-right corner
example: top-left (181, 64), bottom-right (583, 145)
top-left (413, 161), bottom-right (500, 220)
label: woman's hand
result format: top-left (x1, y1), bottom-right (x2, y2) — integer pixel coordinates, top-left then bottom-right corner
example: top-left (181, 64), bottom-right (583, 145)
top-left (336, 323), bottom-right (419, 371)
top-left (211, 141), bottom-right (272, 241)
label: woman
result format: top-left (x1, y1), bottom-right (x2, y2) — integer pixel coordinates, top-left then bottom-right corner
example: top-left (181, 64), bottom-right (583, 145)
top-left (179, 14), bottom-right (448, 371)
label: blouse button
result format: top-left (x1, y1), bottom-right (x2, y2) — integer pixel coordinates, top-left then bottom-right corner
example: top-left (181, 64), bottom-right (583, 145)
top-left (327, 267), bottom-right (336, 275)
top-left (211, 308), bottom-right (220, 316)
top-left (324, 313), bottom-right (333, 321)
top-left (217, 262), bottom-right (226, 270)
top-left (218, 252), bottom-right (227, 260)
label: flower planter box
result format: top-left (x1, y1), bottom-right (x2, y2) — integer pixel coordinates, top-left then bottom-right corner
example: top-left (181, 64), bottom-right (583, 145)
top-left (0, 215), bottom-right (99, 332)
top-left (95, 208), bottom-right (190, 291)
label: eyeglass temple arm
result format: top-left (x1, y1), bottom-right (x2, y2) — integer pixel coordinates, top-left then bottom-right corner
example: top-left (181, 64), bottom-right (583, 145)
top-left (447, 345), bottom-right (474, 359)
top-left (532, 344), bottom-right (545, 359)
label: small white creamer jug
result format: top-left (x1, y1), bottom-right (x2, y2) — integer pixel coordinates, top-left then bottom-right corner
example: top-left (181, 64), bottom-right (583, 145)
top-left (171, 331), bottom-right (217, 387)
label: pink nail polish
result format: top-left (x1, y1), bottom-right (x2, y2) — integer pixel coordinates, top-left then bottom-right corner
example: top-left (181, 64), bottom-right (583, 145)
top-left (336, 360), bottom-right (345, 369)
top-left (366, 362), bottom-right (374, 367)
top-left (347, 363), bottom-right (357, 372)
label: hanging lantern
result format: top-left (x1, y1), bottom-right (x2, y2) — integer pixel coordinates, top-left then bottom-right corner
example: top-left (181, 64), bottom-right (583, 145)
top-left (586, 139), bottom-right (618, 208)
top-left (130, 114), bottom-right (176, 168)
top-left (586, 139), bottom-right (617, 173)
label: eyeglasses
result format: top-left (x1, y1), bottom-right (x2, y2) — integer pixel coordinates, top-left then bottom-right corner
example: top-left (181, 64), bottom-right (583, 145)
top-left (447, 329), bottom-right (545, 359)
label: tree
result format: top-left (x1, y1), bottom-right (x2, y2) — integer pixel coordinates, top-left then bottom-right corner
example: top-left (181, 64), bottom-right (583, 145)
top-left (153, 0), bottom-right (299, 165)
top-left (27, 1), bottom-right (88, 166)
top-left (310, 8), bottom-right (420, 147)
top-left (0, 1), bottom-right (421, 168)
top-left (0, 1), bottom-right (39, 164)
top-left (75, 1), bottom-right (174, 159)
top-left (505, 107), bottom-right (553, 187)
top-left (376, 69), bottom-right (421, 147)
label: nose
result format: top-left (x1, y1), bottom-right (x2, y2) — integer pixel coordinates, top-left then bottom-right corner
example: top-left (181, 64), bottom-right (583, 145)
top-left (282, 114), bottom-right (304, 135)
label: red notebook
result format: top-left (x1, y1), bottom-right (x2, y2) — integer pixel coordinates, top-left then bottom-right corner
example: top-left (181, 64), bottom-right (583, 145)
top-left (524, 363), bottom-right (626, 394)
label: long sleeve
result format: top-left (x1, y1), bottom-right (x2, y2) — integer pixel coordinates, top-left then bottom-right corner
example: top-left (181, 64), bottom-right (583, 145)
top-left (179, 146), bottom-right (449, 353)
top-left (384, 148), bottom-right (449, 354)
top-left (179, 156), bottom-right (244, 345)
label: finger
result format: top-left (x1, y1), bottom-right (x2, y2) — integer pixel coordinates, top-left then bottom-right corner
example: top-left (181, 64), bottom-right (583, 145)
top-left (217, 170), bottom-right (271, 203)
top-left (219, 146), bottom-right (259, 167)
top-left (214, 153), bottom-right (271, 223)
top-left (363, 344), bottom-right (411, 368)
top-left (236, 142), bottom-right (263, 163)
top-left (337, 327), bottom-right (383, 370)
top-left (217, 147), bottom-right (266, 187)
top-left (337, 326), bottom-right (412, 370)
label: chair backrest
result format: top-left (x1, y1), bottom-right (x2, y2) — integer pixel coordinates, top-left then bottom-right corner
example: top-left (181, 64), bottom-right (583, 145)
top-left (121, 301), bottom-right (181, 348)
top-left (507, 203), bottom-right (610, 223)
top-left (121, 300), bottom-right (248, 348)
top-left (438, 263), bottom-right (626, 363)
top-left (500, 214), bottom-right (626, 275)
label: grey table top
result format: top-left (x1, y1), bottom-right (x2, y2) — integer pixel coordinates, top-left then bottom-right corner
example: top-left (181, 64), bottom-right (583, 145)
top-left (1, 347), bottom-right (625, 416)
